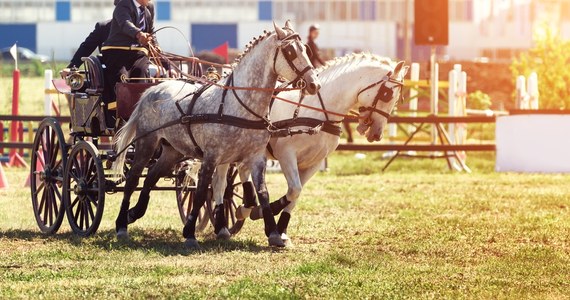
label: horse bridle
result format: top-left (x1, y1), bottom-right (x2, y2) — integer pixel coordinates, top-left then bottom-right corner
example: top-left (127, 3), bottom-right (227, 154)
top-left (272, 33), bottom-right (313, 90)
top-left (356, 72), bottom-right (404, 125)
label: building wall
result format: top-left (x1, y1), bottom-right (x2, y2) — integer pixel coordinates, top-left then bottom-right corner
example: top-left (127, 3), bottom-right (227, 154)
top-left (0, 0), bottom-right (557, 63)
top-left (4, 19), bottom-right (537, 62)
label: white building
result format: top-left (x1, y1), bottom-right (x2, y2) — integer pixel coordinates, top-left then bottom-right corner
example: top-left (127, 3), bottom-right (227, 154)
top-left (0, 0), bottom-right (568, 62)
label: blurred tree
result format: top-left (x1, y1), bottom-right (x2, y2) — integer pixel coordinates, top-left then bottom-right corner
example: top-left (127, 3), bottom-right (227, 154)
top-left (467, 90), bottom-right (492, 110)
top-left (511, 27), bottom-right (570, 109)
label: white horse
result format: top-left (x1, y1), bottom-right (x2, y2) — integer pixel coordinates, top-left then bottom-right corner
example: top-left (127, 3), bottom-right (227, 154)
top-left (211, 53), bottom-right (408, 246)
top-left (112, 21), bottom-right (320, 248)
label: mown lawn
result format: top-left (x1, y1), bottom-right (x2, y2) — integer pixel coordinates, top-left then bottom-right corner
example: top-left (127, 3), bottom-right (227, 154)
top-left (1, 76), bottom-right (569, 298)
top-left (1, 151), bottom-right (569, 299)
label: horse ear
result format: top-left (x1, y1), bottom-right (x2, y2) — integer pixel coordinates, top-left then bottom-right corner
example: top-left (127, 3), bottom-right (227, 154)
top-left (273, 21), bottom-right (287, 40)
top-left (393, 61), bottom-right (405, 77)
top-left (400, 65), bottom-right (410, 79)
top-left (285, 20), bottom-right (294, 31)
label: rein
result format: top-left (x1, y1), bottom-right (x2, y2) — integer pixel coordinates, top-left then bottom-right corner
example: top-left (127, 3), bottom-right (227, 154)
top-left (146, 40), bottom-right (305, 94)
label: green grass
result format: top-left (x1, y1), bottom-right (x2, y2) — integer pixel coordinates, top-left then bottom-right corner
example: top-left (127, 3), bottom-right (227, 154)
top-left (1, 77), bottom-right (570, 299)
top-left (1, 154), bottom-right (570, 299)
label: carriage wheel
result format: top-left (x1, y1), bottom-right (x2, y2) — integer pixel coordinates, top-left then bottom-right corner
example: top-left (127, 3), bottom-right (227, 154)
top-left (175, 168), bottom-right (209, 231)
top-left (30, 118), bottom-right (68, 234)
top-left (205, 165), bottom-right (245, 235)
top-left (63, 141), bottom-right (105, 237)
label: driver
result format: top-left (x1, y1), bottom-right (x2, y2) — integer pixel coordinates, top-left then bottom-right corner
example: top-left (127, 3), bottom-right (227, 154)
top-left (101, 0), bottom-right (156, 103)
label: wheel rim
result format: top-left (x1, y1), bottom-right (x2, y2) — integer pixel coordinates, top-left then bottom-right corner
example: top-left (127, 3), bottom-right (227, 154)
top-left (63, 141), bottom-right (105, 236)
top-left (204, 165), bottom-right (244, 235)
top-left (30, 118), bottom-right (67, 234)
top-left (175, 167), bottom-right (209, 231)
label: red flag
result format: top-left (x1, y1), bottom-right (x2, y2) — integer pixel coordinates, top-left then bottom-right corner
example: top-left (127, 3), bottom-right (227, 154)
top-left (212, 42), bottom-right (229, 63)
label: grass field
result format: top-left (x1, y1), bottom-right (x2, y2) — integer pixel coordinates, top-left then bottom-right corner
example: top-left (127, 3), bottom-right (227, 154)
top-left (1, 76), bottom-right (570, 299)
top-left (1, 152), bottom-right (570, 299)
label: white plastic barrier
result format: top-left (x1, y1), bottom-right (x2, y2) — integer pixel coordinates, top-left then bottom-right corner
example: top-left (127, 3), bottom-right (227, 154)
top-left (496, 114), bottom-right (570, 173)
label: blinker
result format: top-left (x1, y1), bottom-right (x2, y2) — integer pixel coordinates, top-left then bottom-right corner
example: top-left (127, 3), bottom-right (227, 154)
top-left (283, 44), bottom-right (297, 61)
top-left (378, 84), bottom-right (393, 102)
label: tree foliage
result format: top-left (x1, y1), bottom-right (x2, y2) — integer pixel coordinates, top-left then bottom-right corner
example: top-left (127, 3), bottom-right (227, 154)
top-left (510, 28), bottom-right (570, 109)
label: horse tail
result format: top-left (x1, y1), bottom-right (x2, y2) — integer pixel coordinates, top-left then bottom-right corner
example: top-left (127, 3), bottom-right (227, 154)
top-left (112, 101), bottom-right (143, 179)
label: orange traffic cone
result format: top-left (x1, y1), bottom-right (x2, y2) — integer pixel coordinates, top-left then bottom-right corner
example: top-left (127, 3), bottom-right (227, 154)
top-left (0, 163), bottom-right (8, 189)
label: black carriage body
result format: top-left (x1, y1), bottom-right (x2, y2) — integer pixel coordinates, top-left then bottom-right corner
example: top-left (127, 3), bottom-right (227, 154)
top-left (68, 92), bottom-right (107, 135)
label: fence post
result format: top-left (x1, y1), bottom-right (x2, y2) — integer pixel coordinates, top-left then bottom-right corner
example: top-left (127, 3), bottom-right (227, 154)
top-left (408, 63), bottom-right (420, 135)
top-left (44, 69), bottom-right (53, 116)
top-left (515, 75), bottom-right (528, 109)
top-left (448, 68), bottom-right (458, 144)
top-left (528, 72), bottom-right (539, 109)
top-left (27, 121), bottom-right (34, 157)
top-left (430, 62), bottom-right (439, 144)
top-left (18, 121), bottom-right (24, 157)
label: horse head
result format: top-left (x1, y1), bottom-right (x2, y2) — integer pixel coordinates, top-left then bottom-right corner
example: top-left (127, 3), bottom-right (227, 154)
top-left (356, 60), bottom-right (409, 142)
top-left (272, 21), bottom-right (321, 95)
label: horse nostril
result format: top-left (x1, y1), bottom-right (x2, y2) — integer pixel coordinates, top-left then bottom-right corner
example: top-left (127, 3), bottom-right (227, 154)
top-left (309, 82), bottom-right (318, 91)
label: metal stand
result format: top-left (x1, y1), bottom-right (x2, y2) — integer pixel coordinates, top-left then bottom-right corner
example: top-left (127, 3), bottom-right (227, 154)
top-left (382, 117), bottom-right (471, 173)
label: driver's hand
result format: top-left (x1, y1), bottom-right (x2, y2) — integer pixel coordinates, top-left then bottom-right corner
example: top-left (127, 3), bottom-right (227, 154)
top-left (136, 32), bottom-right (153, 45)
top-left (60, 68), bottom-right (71, 78)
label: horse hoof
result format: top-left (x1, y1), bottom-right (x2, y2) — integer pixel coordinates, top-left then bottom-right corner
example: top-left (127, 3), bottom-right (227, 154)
top-left (116, 228), bottom-right (129, 240)
top-left (217, 227), bottom-right (231, 240)
top-left (268, 232), bottom-right (285, 247)
top-left (184, 238), bottom-right (200, 249)
top-left (281, 233), bottom-right (294, 248)
top-left (235, 205), bottom-right (251, 221)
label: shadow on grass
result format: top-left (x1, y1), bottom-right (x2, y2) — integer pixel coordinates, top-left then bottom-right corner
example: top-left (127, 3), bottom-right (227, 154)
top-left (0, 228), bottom-right (276, 255)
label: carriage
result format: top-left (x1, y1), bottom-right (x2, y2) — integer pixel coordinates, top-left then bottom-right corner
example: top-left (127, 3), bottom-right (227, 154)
top-left (29, 53), bottom-right (245, 237)
top-left (30, 22), bottom-right (405, 248)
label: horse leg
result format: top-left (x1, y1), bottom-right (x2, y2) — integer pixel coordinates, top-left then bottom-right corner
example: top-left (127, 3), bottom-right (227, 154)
top-left (248, 154), bottom-right (299, 221)
top-left (128, 145), bottom-right (183, 224)
top-left (115, 138), bottom-right (158, 238)
top-left (235, 166), bottom-right (260, 221)
top-left (249, 156), bottom-right (284, 247)
top-left (278, 161), bottom-right (322, 247)
top-left (211, 163), bottom-right (230, 239)
top-left (183, 157), bottom-right (216, 248)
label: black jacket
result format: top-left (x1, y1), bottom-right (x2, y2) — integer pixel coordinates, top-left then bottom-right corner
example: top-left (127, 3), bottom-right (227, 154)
top-left (67, 20), bottom-right (111, 68)
top-left (307, 38), bottom-right (325, 67)
top-left (104, 0), bottom-right (155, 47)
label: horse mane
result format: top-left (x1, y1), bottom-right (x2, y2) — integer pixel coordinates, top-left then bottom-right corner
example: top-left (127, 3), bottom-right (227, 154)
top-left (232, 27), bottom-right (297, 66)
top-left (317, 52), bottom-right (392, 73)
top-left (314, 52), bottom-right (393, 84)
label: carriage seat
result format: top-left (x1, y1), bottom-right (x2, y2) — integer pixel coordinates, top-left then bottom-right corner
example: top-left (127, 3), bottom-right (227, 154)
top-left (113, 82), bottom-right (159, 120)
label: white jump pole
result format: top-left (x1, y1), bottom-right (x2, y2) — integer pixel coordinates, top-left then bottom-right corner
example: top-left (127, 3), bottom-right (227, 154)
top-left (44, 69), bottom-right (53, 116)
top-left (457, 71), bottom-right (468, 164)
top-left (430, 61), bottom-right (439, 144)
top-left (457, 71), bottom-right (467, 144)
top-left (408, 63), bottom-right (420, 135)
top-left (515, 75), bottom-right (528, 109)
top-left (448, 68), bottom-right (458, 144)
top-left (528, 72), bottom-right (539, 109)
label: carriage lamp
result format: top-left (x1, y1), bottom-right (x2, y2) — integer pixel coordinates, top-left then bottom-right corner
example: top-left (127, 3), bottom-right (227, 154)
top-left (65, 69), bottom-right (86, 91)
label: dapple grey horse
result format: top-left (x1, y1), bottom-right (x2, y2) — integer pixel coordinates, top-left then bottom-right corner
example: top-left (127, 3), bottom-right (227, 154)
top-left (112, 21), bottom-right (320, 247)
